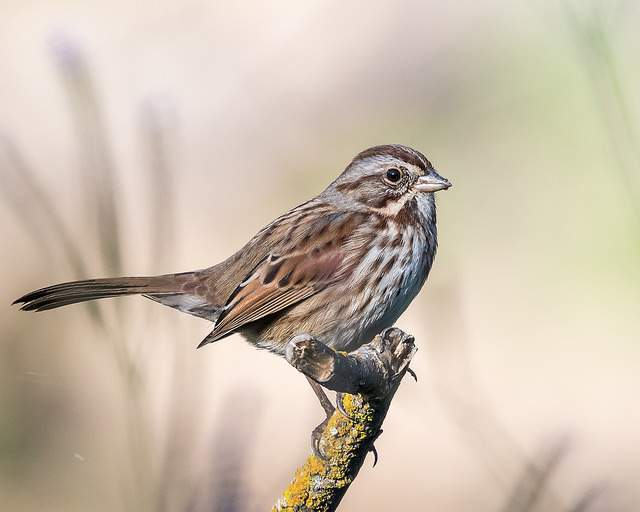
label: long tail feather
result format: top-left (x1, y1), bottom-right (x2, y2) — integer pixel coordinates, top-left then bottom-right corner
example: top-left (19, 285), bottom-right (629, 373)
top-left (13, 275), bottom-right (188, 312)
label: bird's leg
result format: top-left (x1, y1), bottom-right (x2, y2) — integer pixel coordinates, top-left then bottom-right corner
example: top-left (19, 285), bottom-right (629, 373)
top-left (306, 376), bottom-right (336, 458)
top-left (307, 376), bottom-right (335, 417)
top-left (307, 379), bottom-right (379, 464)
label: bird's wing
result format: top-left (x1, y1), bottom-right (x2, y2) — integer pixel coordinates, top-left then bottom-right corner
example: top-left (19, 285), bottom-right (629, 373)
top-left (199, 209), bottom-right (362, 346)
top-left (200, 248), bottom-right (344, 346)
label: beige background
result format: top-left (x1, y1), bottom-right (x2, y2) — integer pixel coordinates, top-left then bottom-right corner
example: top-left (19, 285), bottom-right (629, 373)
top-left (1, 1), bottom-right (639, 511)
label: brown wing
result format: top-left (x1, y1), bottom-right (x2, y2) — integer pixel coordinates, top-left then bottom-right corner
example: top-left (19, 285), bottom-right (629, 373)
top-left (196, 204), bottom-right (371, 347)
top-left (198, 245), bottom-right (345, 346)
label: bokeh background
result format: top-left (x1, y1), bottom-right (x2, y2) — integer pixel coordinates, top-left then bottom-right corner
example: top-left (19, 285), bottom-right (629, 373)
top-left (1, 1), bottom-right (639, 511)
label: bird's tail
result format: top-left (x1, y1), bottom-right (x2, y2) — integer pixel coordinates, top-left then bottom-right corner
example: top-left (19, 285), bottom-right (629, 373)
top-left (13, 273), bottom-right (199, 312)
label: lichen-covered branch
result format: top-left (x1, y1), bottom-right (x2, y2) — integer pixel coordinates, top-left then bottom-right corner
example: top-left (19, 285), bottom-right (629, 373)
top-left (272, 327), bottom-right (417, 512)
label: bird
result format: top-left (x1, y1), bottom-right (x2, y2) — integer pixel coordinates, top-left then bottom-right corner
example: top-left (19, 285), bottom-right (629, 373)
top-left (13, 144), bottom-right (451, 437)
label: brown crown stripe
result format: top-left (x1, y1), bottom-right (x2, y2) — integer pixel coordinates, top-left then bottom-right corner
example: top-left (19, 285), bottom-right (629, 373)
top-left (351, 145), bottom-right (432, 171)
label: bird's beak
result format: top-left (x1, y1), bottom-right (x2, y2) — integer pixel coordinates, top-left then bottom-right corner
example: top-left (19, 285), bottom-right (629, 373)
top-left (415, 170), bottom-right (452, 193)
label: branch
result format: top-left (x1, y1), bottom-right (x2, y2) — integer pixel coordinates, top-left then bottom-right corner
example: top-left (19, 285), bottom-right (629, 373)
top-left (272, 327), bottom-right (417, 512)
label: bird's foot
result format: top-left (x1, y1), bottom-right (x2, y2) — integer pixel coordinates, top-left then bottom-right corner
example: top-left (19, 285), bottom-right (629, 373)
top-left (311, 414), bottom-right (332, 459)
top-left (307, 377), bottom-right (335, 458)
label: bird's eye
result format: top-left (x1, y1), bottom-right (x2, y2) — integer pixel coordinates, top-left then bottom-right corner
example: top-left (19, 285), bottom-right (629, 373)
top-left (385, 168), bottom-right (402, 183)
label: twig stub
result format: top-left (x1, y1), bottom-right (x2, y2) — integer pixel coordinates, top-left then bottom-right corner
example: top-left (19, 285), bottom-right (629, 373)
top-left (285, 327), bottom-right (417, 397)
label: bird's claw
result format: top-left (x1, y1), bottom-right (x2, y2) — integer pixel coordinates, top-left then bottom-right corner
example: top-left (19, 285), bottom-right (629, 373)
top-left (370, 443), bottom-right (379, 467)
top-left (309, 384), bottom-right (384, 467)
top-left (311, 413), bottom-right (332, 459)
top-left (369, 429), bottom-right (383, 467)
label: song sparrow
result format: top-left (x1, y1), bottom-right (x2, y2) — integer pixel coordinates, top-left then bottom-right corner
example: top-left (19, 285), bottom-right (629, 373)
top-left (14, 144), bottom-right (450, 363)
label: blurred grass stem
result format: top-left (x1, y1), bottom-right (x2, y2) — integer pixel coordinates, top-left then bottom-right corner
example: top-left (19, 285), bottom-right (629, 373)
top-left (51, 32), bottom-right (124, 277)
top-left (563, 1), bottom-right (640, 235)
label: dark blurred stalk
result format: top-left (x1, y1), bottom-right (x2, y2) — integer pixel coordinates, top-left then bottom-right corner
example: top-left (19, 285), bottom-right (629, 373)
top-left (46, 33), bottom-right (154, 511)
top-left (186, 390), bottom-right (259, 512)
top-left (50, 32), bottom-right (123, 276)
top-left (500, 440), bottom-right (568, 512)
top-left (139, 100), bottom-right (187, 512)
top-left (4, 30), bottom-right (252, 512)
top-left (2, 131), bottom-right (152, 509)
top-left (425, 286), bottom-right (577, 512)
top-left (141, 100), bottom-right (176, 273)
top-left (500, 438), bottom-right (603, 512)
top-left (0, 136), bottom-right (105, 324)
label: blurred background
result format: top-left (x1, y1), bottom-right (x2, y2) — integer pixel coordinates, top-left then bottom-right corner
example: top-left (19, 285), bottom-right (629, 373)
top-left (1, 0), bottom-right (639, 511)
